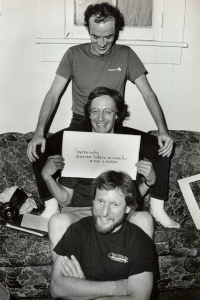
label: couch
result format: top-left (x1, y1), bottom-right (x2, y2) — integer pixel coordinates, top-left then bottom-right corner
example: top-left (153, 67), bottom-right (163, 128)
top-left (0, 130), bottom-right (200, 300)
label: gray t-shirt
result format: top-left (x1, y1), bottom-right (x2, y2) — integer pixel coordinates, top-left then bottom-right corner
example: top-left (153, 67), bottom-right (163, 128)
top-left (56, 43), bottom-right (147, 115)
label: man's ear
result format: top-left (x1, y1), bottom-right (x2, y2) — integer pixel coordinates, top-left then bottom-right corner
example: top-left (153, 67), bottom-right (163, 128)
top-left (126, 206), bottom-right (132, 214)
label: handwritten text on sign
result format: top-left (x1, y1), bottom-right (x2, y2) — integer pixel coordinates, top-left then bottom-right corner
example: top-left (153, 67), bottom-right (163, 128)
top-left (62, 131), bottom-right (141, 179)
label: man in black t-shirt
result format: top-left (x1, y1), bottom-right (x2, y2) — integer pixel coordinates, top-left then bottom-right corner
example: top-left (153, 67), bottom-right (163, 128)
top-left (51, 170), bottom-right (157, 300)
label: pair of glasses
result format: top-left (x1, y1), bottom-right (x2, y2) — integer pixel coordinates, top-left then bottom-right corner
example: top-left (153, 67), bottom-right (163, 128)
top-left (90, 108), bottom-right (116, 117)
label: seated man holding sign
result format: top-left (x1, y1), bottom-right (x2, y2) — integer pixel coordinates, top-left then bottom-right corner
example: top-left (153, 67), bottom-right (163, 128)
top-left (41, 87), bottom-right (178, 261)
top-left (51, 170), bottom-right (157, 300)
top-left (32, 87), bottom-right (180, 228)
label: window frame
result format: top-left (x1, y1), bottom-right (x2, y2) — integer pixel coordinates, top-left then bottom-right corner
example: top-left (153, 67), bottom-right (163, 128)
top-left (37, 0), bottom-right (188, 65)
top-left (65, 0), bottom-right (163, 41)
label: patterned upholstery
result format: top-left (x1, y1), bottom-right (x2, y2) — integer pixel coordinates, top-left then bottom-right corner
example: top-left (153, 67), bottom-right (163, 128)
top-left (0, 131), bottom-right (200, 298)
top-left (0, 132), bottom-right (42, 209)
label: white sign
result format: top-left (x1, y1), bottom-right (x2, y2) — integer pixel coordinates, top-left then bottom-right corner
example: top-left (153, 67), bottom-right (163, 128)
top-left (62, 131), bottom-right (141, 180)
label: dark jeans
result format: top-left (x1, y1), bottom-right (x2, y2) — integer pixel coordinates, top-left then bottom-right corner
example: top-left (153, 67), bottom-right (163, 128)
top-left (32, 114), bottom-right (170, 202)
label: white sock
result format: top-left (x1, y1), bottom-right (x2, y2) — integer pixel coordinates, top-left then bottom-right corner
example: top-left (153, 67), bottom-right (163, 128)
top-left (41, 198), bottom-right (60, 219)
top-left (150, 198), bottom-right (180, 228)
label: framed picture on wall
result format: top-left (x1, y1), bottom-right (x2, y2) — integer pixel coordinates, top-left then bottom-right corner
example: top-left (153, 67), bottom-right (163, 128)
top-left (178, 174), bottom-right (200, 230)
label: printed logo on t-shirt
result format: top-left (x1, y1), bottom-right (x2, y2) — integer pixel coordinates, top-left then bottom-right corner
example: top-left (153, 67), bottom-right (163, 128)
top-left (108, 67), bottom-right (121, 72)
top-left (108, 252), bottom-right (128, 263)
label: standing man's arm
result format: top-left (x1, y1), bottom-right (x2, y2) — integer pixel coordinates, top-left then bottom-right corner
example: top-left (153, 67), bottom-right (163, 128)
top-left (27, 75), bottom-right (68, 162)
top-left (135, 74), bottom-right (173, 157)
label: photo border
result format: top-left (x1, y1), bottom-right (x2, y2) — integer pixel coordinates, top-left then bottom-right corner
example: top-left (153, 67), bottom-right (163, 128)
top-left (178, 174), bottom-right (200, 230)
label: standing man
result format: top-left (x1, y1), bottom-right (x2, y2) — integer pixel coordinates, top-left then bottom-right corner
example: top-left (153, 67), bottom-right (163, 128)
top-left (51, 170), bottom-right (157, 300)
top-left (27, 3), bottom-right (176, 227)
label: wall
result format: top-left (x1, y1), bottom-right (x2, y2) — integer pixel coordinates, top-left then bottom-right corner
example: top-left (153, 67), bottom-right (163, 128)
top-left (125, 0), bottom-right (200, 132)
top-left (0, 0), bottom-right (199, 134)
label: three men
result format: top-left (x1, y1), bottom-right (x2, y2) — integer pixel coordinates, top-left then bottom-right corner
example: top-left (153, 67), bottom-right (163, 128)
top-left (27, 3), bottom-right (178, 228)
top-left (51, 170), bottom-right (157, 300)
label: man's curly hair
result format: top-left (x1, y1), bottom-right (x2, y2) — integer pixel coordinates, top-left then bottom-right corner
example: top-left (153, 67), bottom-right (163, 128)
top-left (91, 170), bottom-right (138, 210)
top-left (84, 87), bottom-right (130, 125)
top-left (84, 2), bottom-right (124, 40)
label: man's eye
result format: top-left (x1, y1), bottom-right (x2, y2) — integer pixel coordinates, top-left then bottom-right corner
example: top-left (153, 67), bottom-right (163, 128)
top-left (106, 35), bottom-right (113, 40)
top-left (93, 36), bottom-right (98, 39)
top-left (104, 110), bottom-right (112, 116)
top-left (91, 109), bottom-right (98, 114)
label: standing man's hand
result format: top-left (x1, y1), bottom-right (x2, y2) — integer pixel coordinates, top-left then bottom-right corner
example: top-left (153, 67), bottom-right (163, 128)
top-left (157, 132), bottom-right (174, 157)
top-left (26, 75), bottom-right (68, 163)
top-left (27, 135), bottom-right (46, 162)
top-left (61, 255), bottom-right (85, 279)
top-left (135, 74), bottom-right (174, 158)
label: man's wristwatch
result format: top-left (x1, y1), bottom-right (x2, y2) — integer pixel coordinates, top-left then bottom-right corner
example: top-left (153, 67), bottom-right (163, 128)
top-left (144, 179), bottom-right (155, 188)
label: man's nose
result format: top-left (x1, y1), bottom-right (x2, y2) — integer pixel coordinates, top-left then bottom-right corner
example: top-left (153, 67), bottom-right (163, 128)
top-left (102, 203), bottom-right (110, 217)
top-left (97, 110), bottom-right (104, 121)
top-left (98, 38), bottom-right (106, 48)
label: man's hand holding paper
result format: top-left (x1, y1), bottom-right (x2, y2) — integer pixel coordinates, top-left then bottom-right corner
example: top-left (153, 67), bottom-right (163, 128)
top-left (42, 155), bottom-right (65, 181)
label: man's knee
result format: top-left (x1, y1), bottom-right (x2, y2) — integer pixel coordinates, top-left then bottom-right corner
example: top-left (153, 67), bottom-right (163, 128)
top-left (128, 211), bottom-right (154, 238)
top-left (48, 212), bottom-right (80, 234)
top-left (139, 211), bottom-right (153, 228)
top-left (49, 213), bottom-right (70, 231)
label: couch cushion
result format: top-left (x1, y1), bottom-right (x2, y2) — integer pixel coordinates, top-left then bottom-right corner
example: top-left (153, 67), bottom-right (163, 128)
top-left (0, 226), bottom-right (53, 298)
top-left (0, 265), bottom-right (52, 298)
top-left (0, 132), bottom-right (39, 202)
top-left (0, 227), bottom-right (52, 267)
top-left (158, 256), bottom-right (200, 290)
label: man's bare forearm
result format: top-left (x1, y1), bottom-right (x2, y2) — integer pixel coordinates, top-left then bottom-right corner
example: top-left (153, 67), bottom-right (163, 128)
top-left (138, 182), bottom-right (149, 198)
top-left (51, 277), bottom-right (127, 300)
top-left (34, 92), bottom-right (59, 136)
top-left (144, 92), bottom-right (168, 134)
top-left (43, 176), bottom-right (71, 207)
top-left (135, 74), bottom-right (168, 135)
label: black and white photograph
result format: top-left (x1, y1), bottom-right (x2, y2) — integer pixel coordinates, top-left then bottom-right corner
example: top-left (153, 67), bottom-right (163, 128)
top-left (0, 1), bottom-right (200, 299)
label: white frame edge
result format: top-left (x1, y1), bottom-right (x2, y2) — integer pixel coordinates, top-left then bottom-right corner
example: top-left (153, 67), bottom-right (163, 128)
top-left (178, 174), bottom-right (200, 230)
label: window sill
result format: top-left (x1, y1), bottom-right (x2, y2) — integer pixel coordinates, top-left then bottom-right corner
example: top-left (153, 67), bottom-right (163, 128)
top-left (36, 38), bottom-right (188, 65)
top-left (36, 38), bottom-right (188, 48)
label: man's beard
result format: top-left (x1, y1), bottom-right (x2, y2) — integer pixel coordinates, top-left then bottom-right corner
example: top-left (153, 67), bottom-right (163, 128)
top-left (92, 207), bottom-right (126, 234)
